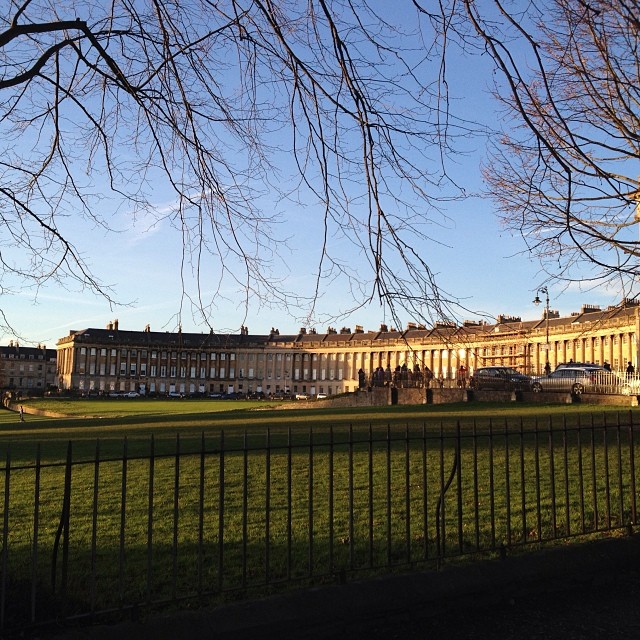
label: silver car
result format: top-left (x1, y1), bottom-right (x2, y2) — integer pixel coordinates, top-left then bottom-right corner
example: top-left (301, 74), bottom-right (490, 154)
top-left (531, 367), bottom-right (602, 395)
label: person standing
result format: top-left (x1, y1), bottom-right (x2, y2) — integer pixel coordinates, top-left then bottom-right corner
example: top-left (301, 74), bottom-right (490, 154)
top-left (19, 405), bottom-right (24, 422)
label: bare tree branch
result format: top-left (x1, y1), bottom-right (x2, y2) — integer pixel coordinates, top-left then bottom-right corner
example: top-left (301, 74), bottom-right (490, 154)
top-left (450, 0), bottom-right (640, 292)
top-left (1, 0), bottom-right (473, 333)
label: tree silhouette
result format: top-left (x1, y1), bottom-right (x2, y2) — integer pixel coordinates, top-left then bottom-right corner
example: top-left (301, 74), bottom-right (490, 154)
top-left (1, 1), bottom-right (472, 333)
top-left (2, 1), bottom-right (637, 337)
top-left (454, 0), bottom-right (640, 293)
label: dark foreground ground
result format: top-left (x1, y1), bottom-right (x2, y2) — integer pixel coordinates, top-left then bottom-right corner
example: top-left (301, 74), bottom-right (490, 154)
top-left (54, 535), bottom-right (640, 640)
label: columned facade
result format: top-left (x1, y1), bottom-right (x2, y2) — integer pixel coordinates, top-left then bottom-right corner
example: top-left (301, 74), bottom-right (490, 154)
top-left (55, 302), bottom-right (640, 396)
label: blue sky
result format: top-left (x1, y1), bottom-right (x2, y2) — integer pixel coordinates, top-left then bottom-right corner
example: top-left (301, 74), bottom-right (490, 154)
top-left (7, 184), bottom-right (619, 348)
top-left (1, 4), bottom-right (625, 347)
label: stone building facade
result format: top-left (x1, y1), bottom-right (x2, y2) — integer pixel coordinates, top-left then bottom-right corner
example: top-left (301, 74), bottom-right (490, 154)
top-left (55, 301), bottom-right (640, 396)
top-left (0, 342), bottom-right (57, 395)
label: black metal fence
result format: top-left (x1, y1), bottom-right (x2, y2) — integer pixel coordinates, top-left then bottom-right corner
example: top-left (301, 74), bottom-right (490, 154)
top-left (1, 413), bottom-right (638, 634)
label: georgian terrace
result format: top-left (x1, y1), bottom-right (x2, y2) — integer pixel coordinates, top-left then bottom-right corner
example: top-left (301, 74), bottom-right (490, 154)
top-left (55, 300), bottom-right (640, 397)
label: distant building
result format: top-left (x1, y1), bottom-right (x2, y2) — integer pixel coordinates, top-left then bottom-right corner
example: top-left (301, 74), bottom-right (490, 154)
top-left (0, 342), bottom-right (57, 395)
top-left (55, 301), bottom-right (640, 397)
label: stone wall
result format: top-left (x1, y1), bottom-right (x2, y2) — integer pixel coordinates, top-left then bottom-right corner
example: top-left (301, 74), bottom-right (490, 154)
top-left (318, 388), bottom-right (638, 408)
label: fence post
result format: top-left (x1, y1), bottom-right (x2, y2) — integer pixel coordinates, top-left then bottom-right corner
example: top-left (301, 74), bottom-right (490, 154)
top-left (329, 426), bottom-right (335, 574)
top-left (119, 438), bottom-right (128, 607)
top-left (173, 435), bottom-right (180, 600)
top-left (629, 410), bottom-right (637, 527)
top-left (31, 444), bottom-right (41, 624)
top-left (147, 435), bottom-right (155, 603)
top-left (349, 424), bottom-right (355, 571)
top-left (218, 430), bottom-right (225, 591)
top-left (198, 432), bottom-right (205, 596)
top-left (504, 420), bottom-right (511, 547)
top-left (286, 428), bottom-right (291, 581)
top-left (405, 423), bottom-right (412, 563)
top-left (1, 448), bottom-right (10, 632)
top-left (308, 427), bottom-right (314, 576)
top-left (51, 441), bottom-right (72, 600)
top-left (90, 440), bottom-right (100, 617)
top-left (386, 424), bottom-right (392, 566)
top-left (265, 428), bottom-right (271, 585)
top-left (548, 419), bottom-right (557, 537)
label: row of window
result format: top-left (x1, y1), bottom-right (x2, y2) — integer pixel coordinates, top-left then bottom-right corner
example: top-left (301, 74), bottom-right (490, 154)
top-left (0, 363), bottom-right (45, 372)
top-left (78, 375), bottom-right (345, 392)
top-left (75, 347), bottom-right (354, 363)
top-left (6, 378), bottom-right (41, 387)
top-left (75, 363), bottom-right (346, 381)
top-left (78, 347), bottom-right (237, 360)
top-left (79, 364), bottom-right (234, 378)
top-left (76, 343), bottom-right (573, 365)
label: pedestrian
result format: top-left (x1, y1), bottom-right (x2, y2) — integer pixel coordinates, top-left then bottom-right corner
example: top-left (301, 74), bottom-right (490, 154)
top-left (544, 361), bottom-right (551, 376)
top-left (604, 361), bottom-right (611, 371)
top-left (19, 405), bottom-right (24, 422)
top-left (627, 362), bottom-right (635, 376)
top-left (424, 366), bottom-right (433, 389)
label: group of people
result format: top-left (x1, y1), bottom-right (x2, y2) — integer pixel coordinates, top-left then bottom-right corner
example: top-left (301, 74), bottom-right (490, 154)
top-left (359, 364), bottom-right (437, 389)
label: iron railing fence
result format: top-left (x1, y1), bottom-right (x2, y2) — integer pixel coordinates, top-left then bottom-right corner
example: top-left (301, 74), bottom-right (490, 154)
top-left (1, 414), bottom-right (638, 634)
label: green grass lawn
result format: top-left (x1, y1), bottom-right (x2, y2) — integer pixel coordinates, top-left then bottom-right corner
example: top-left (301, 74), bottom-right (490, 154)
top-left (0, 397), bottom-right (634, 464)
top-left (0, 397), bottom-right (637, 630)
top-left (0, 397), bottom-right (636, 463)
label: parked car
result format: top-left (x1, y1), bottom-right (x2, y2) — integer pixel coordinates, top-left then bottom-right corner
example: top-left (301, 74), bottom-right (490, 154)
top-left (316, 393), bottom-right (327, 399)
top-left (531, 366), bottom-right (602, 395)
top-left (295, 393), bottom-right (310, 400)
top-left (123, 391), bottom-right (140, 398)
top-left (470, 367), bottom-right (532, 391)
top-left (555, 362), bottom-right (605, 371)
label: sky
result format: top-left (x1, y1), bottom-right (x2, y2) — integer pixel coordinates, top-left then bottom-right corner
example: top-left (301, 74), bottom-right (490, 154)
top-left (7, 186), bottom-right (620, 348)
top-left (1, 3), bottom-right (627, 348)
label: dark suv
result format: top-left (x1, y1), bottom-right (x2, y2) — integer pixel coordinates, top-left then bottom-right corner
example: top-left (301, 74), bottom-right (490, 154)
top-left (470, 367), bottom-right (532, 391)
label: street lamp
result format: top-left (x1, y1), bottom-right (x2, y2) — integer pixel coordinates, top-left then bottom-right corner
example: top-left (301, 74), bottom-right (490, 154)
top-left (533, 287), bottom-right (550, 373)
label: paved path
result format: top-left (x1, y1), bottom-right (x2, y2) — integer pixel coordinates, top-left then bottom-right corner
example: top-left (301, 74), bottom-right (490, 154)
top-left (54, 536), bottom-right (640, 639)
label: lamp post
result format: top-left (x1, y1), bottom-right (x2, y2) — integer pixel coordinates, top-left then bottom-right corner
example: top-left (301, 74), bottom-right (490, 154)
top-left (533, 287), bottom-right (550, 374)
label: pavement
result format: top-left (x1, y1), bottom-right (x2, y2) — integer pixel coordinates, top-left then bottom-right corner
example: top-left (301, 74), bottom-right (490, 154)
top-left (52, 535), bottom-right (640, 639)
